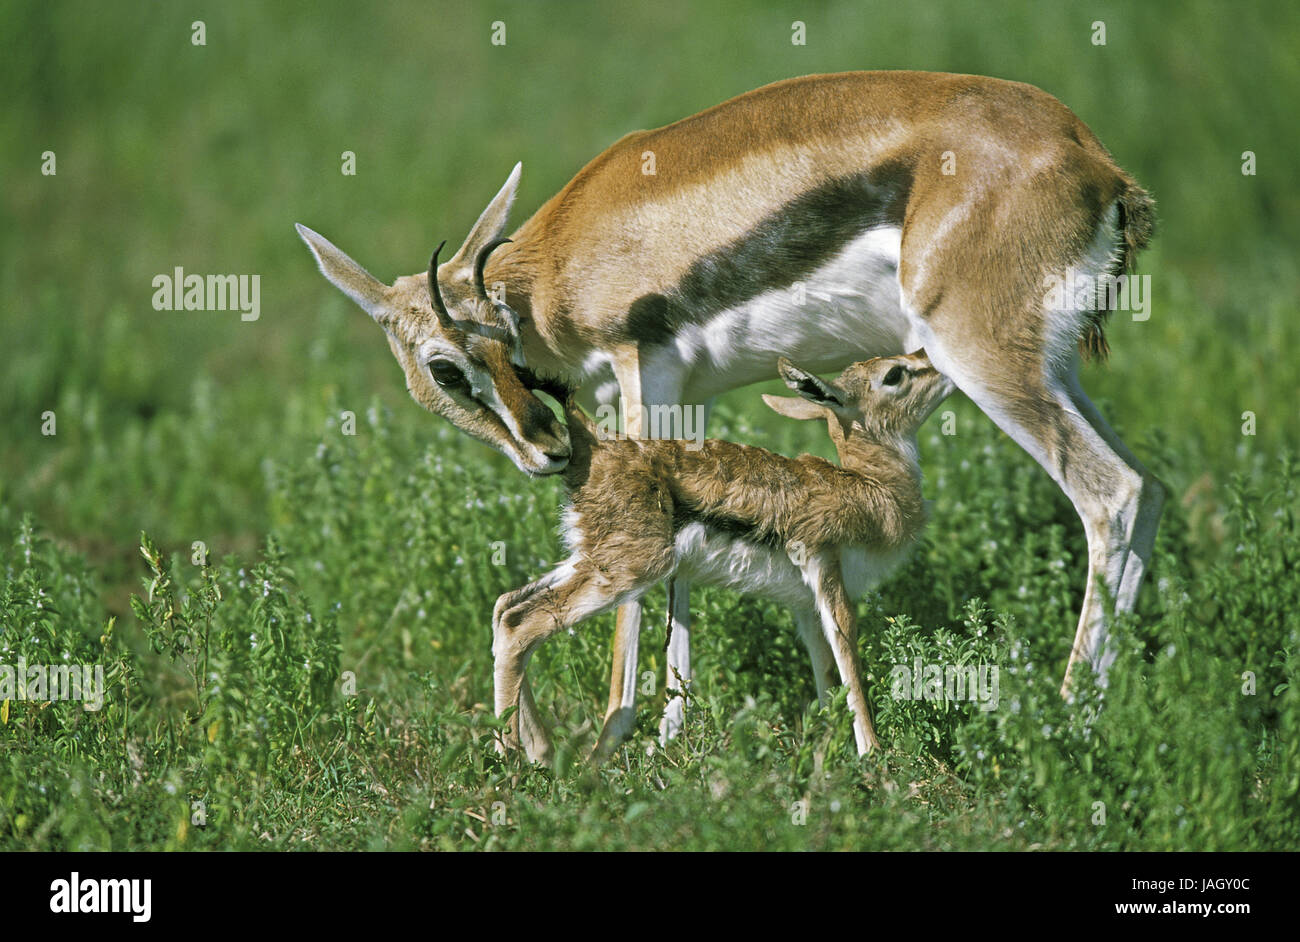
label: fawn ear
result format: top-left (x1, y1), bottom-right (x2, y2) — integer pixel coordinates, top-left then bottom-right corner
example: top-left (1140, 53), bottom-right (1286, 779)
top-left (296, 224), bottom-right (390, 322)
top-left (762, 394), bottom-right (827, 421)
top-left (777, 357), bottom-right (844, 407)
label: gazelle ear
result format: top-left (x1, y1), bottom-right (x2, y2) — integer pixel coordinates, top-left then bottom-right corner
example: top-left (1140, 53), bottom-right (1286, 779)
top-left (777, 357), bottom-right (844, 408)
top-left (449, 163), bottom-right (522, 271)
top-left (296, 224), bottom-right (389, 321)
top-left (761, 394), bottom-right (828, 421)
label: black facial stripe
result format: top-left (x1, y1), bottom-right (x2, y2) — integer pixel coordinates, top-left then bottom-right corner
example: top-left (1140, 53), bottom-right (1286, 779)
top-left (513, 364), bottom-right (572, 401)
top-left (623, 169), bottom-right (906, 346)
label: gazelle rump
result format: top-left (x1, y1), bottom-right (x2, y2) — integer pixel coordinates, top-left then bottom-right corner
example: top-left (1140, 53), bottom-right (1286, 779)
top-left (297, 70), bottom-right (1163, 747)
top-left (492, 352), bottom-right (954, 762)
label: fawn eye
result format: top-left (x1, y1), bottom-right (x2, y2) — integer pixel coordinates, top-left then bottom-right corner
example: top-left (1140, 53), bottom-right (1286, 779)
top-left (428, 359), bottom-right (469, 392)
top-left (882, 365), bottom-right (906, 387)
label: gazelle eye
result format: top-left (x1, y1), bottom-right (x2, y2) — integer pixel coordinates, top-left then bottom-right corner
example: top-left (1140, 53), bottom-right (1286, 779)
top-left (882, 365), bottom-right (906, 386)
top-left (428, 359), bottom-right (469, 391)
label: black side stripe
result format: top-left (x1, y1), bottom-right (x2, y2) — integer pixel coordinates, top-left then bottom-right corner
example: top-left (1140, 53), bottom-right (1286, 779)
top-left (624, 169), bottom-right (907, 346)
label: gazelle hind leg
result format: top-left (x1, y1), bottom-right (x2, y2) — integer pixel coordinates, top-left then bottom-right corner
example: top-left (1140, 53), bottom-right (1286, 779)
top-left (1057, 372), bottom-right (1165, 689)
top-left (793, 606), bottom-right (838, 704)
top-left (808, 555), bottom-right (881, 755)
top-left (899, 185), bottom-right (1163, 696)
top-left (913, 333), bottom-right (1162, 697)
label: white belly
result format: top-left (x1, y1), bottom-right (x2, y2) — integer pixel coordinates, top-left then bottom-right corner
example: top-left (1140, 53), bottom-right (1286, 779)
top-left (674, 523), bottom-right (811, 608)
top-left (673, 522), bottom-right (914, 609)
top-left (670, 226), bottom-right (910, 398)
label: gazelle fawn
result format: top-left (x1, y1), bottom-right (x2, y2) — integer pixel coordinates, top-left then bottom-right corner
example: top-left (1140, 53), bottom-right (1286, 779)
top-left (492, 351), bottom-right (954, 762)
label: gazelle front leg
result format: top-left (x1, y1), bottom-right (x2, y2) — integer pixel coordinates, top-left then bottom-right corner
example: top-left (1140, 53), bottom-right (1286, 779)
top-left (492, 572), bottom-right (568, 762)
top-left (609, 346), bottom-right (702, 747)
top-left (517, 675), bottom-right (553, 765)
top-left (493, 559), bottom-right (630, 762)
top-left (492, 562), bottom-right (595, 760)
top-left (597, 577), bottom-right (693, 754)
top-left (660, 579), bottom-right (693, 742)
top-left (572, 371), bottom-right (649, 758)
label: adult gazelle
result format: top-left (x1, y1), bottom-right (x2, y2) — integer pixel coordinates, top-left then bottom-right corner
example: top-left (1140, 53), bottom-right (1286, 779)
top-left (298, 70), bottom-right (1162, 754)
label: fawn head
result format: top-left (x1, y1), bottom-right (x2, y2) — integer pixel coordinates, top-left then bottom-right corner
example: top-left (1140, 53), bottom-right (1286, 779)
top-left (762, 351), bottom-right (954, 453)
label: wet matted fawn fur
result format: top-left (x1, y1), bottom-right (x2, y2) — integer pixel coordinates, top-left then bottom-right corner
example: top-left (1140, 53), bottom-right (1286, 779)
top-left (491, 350), bottom-right (954, 763)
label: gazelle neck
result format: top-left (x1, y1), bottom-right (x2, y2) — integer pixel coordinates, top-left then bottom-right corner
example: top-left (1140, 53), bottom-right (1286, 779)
top-left (481, 236), bottom-right (592, 382)
top-left (477, 239), bottom-right (532, 318)
top-left (836, 423), bottom-right (923, 484)
top-left (478, 239), bottom-right (559, 374)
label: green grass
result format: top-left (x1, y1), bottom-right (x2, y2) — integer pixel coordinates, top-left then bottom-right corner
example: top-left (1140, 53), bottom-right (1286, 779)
top-left (1, 0), bottom-right (1298, 850)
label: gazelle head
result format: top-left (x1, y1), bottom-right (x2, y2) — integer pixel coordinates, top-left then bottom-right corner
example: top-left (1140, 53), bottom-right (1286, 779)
top-left (762, 350), bottom-right (954, 452)
top-left (295, 164), bottom-right (572, 476)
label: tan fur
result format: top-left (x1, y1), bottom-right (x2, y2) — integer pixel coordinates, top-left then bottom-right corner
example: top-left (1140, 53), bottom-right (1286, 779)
top-left (488, 72), bottom-right (1151, 369)
top-left (492, 352), bottom-right (952, 761)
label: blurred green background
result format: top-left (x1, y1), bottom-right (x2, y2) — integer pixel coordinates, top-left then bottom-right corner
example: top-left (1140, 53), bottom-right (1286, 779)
top-left (3, 0), bottom-right (1297, 591)
top-left (1, 1), bottom-right (1297, 850)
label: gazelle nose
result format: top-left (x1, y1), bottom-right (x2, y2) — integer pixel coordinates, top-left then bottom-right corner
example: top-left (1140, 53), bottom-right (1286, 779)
top-left (522, 397), bottom-right (562, 438)
top-left (544, 445), bottom-right (571, 462)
